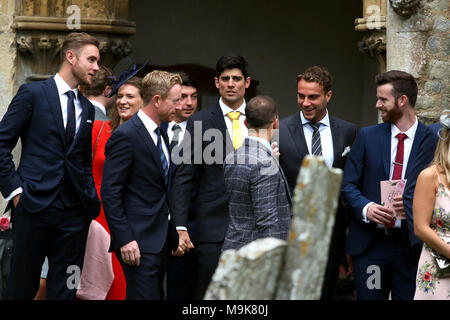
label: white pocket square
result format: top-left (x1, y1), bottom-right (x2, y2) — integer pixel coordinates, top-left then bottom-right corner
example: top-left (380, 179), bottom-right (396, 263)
top-left (86, 120), bottom-right (92, 124)
top-left (342, 146), bottom-right (351, 157)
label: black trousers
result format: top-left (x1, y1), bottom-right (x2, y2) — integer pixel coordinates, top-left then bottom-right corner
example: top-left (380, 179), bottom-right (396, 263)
top-left (6, 200), bottom-right (89, 300)
top-left (166, 246), bottom-right (198, 300)
top-left (194, 242), bottom-right (222, 300)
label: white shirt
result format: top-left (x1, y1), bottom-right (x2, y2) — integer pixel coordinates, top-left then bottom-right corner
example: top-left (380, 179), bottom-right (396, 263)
top-left (89, 99), bottom-right (107, 116)
top-left (219, 98), bottom-right (248, 142)
top-left (168, 120), bottom-right (187, 147)
top-left (54, 73), bottom-right (83, 133)
top-left (5, 74), bottom-right (83, 202)
top-left (137, 110), bottom-right (170, 166)
top-left (300, 110), bottom-right (334, 169)
top-left (362, 117), bottom-right (419, 227)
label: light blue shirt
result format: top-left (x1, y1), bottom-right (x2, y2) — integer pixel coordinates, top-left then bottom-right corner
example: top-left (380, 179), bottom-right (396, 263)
top-left (247, 136), bottom-right (272, 152)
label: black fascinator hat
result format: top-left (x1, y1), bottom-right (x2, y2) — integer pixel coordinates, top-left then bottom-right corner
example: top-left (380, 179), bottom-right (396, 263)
top-left (108, 60), bottom-right (148, 97)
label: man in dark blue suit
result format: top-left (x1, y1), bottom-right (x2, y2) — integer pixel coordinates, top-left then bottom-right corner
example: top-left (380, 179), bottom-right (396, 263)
top-left (171, 54), bottom-right (251, 299)
top-left (101, 70), bottom-right (183, 300)
top-left (161, 72), bottom-right (200, 300)
top-left (341, 70), bottom-right (436, 300)
top-left (402, 121), bottom-right (440, 250)
top-left (0, 32), bottom-right (101, 300)
top-left (279, 66), bottom-right (358, 299)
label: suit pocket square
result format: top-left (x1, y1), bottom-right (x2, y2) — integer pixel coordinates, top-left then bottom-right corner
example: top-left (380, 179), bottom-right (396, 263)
top-left (86, 120), bottom-right (92, 124)
top-left (342, 146), bottom-right (351, 157)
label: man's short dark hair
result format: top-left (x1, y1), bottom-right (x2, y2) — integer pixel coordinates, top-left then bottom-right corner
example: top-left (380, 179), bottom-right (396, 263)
top-left (216, 54), bottom-right (249, 78)
top-left (80, 65), bottom-right (113, 97)
top-left (245, 96), bottom-right (278, 129)
top-left (296, 66), bottom-right (333, 93)
top-left (176, 71), bottom-right (198, 90)
top-left (375, 70), bottom-right (418, 107)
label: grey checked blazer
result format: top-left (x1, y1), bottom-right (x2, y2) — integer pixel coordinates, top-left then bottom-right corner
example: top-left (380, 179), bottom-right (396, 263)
top-left (222, 138), bottom-right (292, 251)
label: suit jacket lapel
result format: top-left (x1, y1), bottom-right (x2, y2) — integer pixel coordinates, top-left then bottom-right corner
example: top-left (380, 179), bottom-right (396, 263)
top-left (133, 115), bottom-right (167, 183)
top-left (380, 123), bottom-right (392, 179)
top-left (405, 121), bottom-right (425, 177)
top-left (288, 112), bottom-right (309, 158)
top-left (330, 116), bottom-right (343, 167)
top-left (67, 95), bottom-right (89, 154)
top-left (44, 78), bottom-right (66, 148)
top-left (210, 103), bottom-right (234, 158)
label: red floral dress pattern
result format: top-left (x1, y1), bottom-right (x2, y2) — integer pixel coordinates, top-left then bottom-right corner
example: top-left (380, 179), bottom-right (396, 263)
top-left (414, 183), bottom-right (450, 300)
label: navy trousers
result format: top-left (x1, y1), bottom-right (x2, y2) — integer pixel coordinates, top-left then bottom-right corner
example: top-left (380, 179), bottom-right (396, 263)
top-left (6, 200), bottom-right (89, 300)
top-left (351, 224), bottom-right (421, 300)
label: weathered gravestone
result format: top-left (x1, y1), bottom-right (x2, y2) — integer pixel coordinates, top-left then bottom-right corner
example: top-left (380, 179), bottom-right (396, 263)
top-left (204, 156), bottom-right (343, 300)
top-left (203, 237), bottom-right (287, 300)
top-left (275, 155), bottom-right (343, 299)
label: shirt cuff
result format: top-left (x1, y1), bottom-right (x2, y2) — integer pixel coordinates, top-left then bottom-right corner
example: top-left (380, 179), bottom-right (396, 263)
top-left (362, 202), bottom-right (374, 223)
top-left (176, 226), bottom-right (188, 231)
top-left (5, 187), bottom-right (22, 202)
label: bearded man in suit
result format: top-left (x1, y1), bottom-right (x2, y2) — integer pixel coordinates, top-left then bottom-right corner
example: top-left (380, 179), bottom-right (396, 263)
top-left (341, 70), bottom-right (436, 300)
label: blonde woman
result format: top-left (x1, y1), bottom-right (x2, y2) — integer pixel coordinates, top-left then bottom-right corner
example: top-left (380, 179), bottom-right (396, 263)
top-left (413, 110), bottom-right (450, 299)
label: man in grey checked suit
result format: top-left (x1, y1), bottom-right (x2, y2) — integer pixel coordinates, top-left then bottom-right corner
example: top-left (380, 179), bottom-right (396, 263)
top-left (222, 96), bottom-right (292, 251)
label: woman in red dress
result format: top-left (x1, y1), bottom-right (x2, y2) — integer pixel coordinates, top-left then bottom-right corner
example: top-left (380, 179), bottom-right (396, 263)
top-left (91, 76), bottom-right (143, 299)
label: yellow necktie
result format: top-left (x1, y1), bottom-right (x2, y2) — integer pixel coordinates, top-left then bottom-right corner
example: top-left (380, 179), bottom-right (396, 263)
top-left (227, 111), bottom-right (242, 150)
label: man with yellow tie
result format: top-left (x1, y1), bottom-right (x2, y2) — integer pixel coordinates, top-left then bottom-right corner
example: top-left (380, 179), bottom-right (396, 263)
top-left (171, 54), bottom-right (251, 299)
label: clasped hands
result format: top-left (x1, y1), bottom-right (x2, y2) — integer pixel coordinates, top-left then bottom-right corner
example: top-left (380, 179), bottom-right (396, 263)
top-left (366, 195), bottom-right (405, 225)
top-left (172, 230), bottom-right (194, 257)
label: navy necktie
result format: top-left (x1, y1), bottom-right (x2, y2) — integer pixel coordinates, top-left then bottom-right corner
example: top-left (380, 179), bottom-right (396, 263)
top-left (155, 127), bottom-right (169, 185)
top-left (65, 90), bottom-right (76, 147)
top-left (309, 122), bottom-right (322, 156)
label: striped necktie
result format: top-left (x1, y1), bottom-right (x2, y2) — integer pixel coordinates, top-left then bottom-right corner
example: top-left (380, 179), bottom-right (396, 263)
top-left (155, 127), bottom-right (169, 185)
top-left (309, 122), bottom-right (322, 156)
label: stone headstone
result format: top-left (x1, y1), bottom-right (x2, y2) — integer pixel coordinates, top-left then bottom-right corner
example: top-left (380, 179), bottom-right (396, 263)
top-left (204, 237), bottom-right (287, 300)
top-left (275, 155), bottom-right (343, 300)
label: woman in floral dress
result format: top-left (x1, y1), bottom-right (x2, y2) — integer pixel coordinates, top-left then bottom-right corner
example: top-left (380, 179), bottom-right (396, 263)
top-left (413, 110), bottom-right (450, 300)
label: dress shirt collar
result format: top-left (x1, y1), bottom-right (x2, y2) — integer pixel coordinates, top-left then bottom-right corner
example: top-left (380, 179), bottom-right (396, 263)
top-left (137, 109), bottom-right (159, 134)
top-left (54, 73), bottom-right (78, 99)
top-left (89, 99), bottom-right (106, 115)
top-left (391, 116), bottom-right (418, 140)
top-left (247, 136), bottom-right (272, 152)
top-left (300, 110), bottom-right (330, 127)
top-left (219, 97), bottom-right (246, 116)
top-left (168, 120), bottom-right (187, 131)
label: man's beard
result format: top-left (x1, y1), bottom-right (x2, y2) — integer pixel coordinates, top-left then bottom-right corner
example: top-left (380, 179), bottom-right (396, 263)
top-left (382, 101), bottom-right (402, 123)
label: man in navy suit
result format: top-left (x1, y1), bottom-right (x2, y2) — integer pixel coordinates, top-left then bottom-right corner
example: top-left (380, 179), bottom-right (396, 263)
top-left (171, 54), bottom-right (251, 299)
top-left (278, 66), bottom-right (358, 299)
top-left (341, 70), bottom-right (436, 300)
top-left (402, 121), bottom-right (439, 250)
top-left (101, 70), bottom-right (183, 300)
top-left (161, 71), bottom-right (200, 300)
top-left (0, 32), bottom-right (101, 300)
